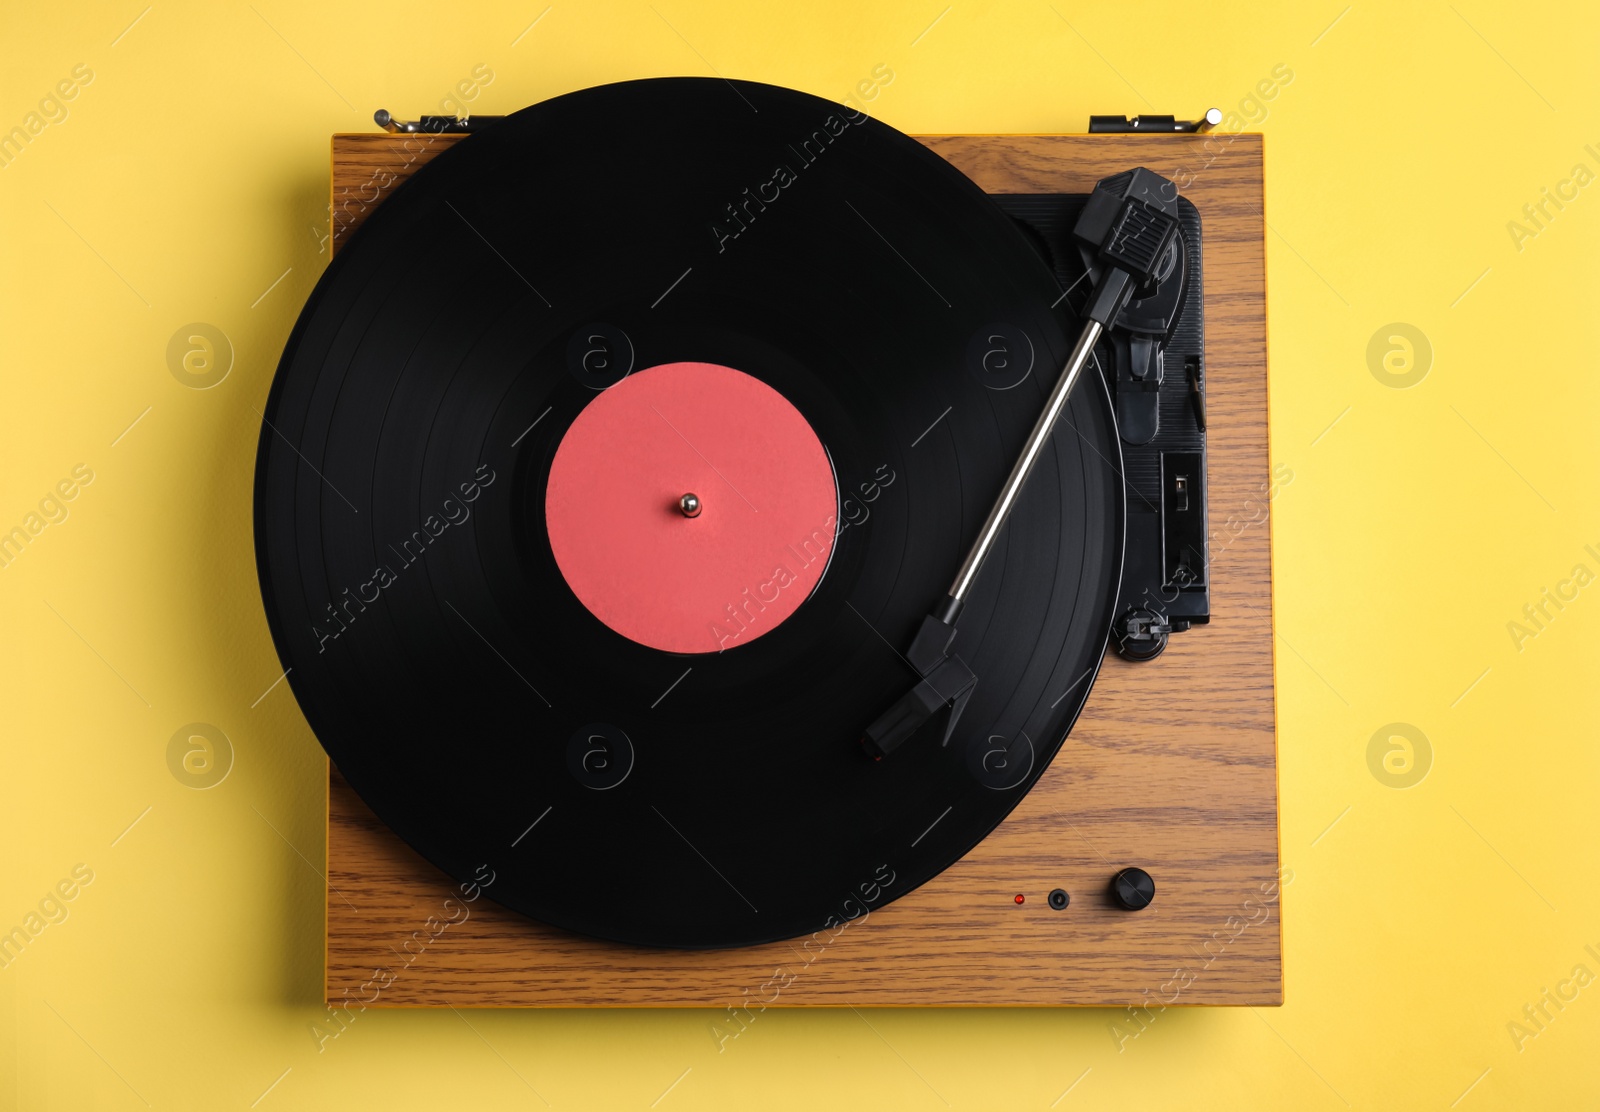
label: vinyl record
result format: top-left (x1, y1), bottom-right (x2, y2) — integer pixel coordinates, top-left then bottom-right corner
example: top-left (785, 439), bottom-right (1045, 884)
top-left (255, 77), bottom-right (1124, 948)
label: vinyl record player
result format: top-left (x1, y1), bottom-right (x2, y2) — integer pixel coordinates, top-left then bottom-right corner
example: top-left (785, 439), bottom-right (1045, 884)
top-left (255, 82), bottom-right (1282, 1008)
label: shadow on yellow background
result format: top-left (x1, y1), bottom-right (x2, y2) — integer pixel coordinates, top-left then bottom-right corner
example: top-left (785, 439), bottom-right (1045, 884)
top-left (1, 1), bottom-right (1596, 1108)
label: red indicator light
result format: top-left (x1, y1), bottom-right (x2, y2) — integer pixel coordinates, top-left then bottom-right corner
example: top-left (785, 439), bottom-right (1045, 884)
top-left (1014, 893), bottom-right (1025, 904)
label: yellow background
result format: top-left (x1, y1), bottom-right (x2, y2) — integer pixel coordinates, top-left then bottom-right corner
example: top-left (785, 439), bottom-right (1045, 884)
top-left (2, 1), bottom-right (1597, 1108)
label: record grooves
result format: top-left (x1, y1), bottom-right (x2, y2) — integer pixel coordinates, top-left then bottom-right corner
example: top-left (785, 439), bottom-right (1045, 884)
top-left (256, 78), bottom-right (1124, 949)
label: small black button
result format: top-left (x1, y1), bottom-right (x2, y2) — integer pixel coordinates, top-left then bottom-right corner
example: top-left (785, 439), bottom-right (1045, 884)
top-left (1048, 888), bottom-right (1069, 911)
top-left (1110, 867), bottom-right (1155, 910)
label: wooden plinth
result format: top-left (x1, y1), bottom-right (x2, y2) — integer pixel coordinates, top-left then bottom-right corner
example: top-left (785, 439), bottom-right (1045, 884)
top-left (321, 129), bottom-right (1280, 1007)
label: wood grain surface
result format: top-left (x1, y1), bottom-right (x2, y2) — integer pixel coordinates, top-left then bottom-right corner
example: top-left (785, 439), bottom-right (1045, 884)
top-left (322, 130), bottom-right (1280, 1007)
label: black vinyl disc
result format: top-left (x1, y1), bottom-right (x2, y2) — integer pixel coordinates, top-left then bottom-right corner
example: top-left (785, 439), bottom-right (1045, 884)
top-left (255, 78), bottom-right (1123, 949)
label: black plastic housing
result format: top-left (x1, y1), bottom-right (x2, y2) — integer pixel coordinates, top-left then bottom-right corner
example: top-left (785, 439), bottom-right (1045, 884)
top-left (994, 191), bottom-right (1211, 657)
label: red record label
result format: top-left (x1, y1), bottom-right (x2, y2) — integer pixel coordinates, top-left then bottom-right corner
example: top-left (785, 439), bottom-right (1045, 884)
top-left (545, 361), bottom-right (839, 654)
